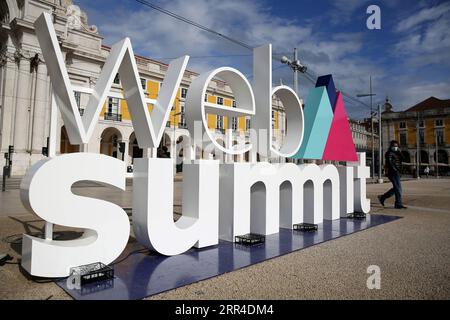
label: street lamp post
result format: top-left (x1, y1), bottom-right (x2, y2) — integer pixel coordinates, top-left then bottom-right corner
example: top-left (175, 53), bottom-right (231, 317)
top-left (280, 48), bottom-right (307, 95)
top-left (357, 76), bottom-right (377, 181)
top-left (435, 129), bottom-right (439, 178)
top-left (378, 103), bottom-right (383, 183)
top-left (416, 112), bottom-right (421, 179)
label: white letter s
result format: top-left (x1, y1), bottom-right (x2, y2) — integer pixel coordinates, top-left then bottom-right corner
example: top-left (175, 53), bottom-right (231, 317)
top-left (20, 153), bottom-right (129, 277)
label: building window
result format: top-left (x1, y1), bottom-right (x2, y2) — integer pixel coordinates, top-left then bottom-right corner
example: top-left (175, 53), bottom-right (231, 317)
top-left (74, 91), bottom-right (83, 115)
top-left (436, 128), bottom-right (444, 145)
top-left (113, 73), bottom-right (120, 85)
top-left (74, 91), bottom-right (81, 107)
top-left (272, 110), bottom-right (276, 129)
top-left (181, 88), bottom-right (188, 99)
top-left (246, 118), bottom-right (251, 131)
top-left (216, 115), bottom-right (224, 131)
top-left (204, 94), bottom-right (208, 102)
top-left (435, 119), bottom-right (444, 127)
top-left (400, 132), bottom-right (407, 146)
top-left (232, 117), bottom-right (238, 130)
top-left (419, 120), bottom-right (425, 128)
top-left (232, 100), bottom-right (236, 108)
top-left (108, 97), bottom-right (120, 114)
top-left (140, 78), bottom-right (147, 90)
top-left (105, 97), bottom-right (121, 121)
top-left (399, 121), bottom-right (406, 129)
top-left (217, 97), bottom-right (223, 105)
top-left (419, 128), bottom-right (425, 144)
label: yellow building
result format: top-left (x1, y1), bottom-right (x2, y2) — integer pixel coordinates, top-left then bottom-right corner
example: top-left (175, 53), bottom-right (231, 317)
top-left (382, 97), bottom-right (450, 176)
top-left (66, 46), bottom-right (286, 168)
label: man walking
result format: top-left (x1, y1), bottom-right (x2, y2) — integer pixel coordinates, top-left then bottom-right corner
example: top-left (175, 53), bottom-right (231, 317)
top-left (424, 166), bottom-right (430, 178)
top-left (378, 140), bottom-right (407, 209)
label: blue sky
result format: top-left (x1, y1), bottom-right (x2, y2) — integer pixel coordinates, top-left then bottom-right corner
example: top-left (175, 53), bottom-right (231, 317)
top-left (74, 0), bottom-right (450, 119)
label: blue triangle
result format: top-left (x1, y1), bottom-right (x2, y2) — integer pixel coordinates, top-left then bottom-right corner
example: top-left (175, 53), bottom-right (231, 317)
top-left (315, 74), bottom-right (337, 111)
top-left (291, 86), bottom-right (333, 159)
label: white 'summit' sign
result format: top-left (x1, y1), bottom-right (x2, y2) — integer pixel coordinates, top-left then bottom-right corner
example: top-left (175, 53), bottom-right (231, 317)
top-left (20, 13), bottom-right (371, 277)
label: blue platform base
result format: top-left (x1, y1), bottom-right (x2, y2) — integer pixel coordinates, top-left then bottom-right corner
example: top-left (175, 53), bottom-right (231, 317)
top-left (57, 214), bottom-right (400, 300)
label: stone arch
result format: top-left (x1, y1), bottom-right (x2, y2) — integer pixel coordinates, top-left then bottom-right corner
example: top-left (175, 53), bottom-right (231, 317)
top-left (60, 126), bottom-right (80, 154)
top-left (3, 0), bottom-right (20, 23)
top-left (0, 1), bottom-right (9, 23)
top-left (420, 150), bottom-right (429, 164)
top-left (100, 127), bottom-right (122, 159)
top-left (434, 149), bottom-right (449, 164)
top-left (128, 132), bottom-right (142, 163)
top-left (401, 151), bottom-right (411, 163)
top-left (157, 132), bottom-right (172, 158)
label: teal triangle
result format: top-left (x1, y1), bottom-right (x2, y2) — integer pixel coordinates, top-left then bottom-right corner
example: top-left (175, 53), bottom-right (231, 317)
top-left (291, 86), bottom-right (333, 159)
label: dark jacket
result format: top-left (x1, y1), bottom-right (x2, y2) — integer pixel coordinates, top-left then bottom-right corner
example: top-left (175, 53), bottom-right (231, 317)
top-left (385, 149), bottom-right (403, 176)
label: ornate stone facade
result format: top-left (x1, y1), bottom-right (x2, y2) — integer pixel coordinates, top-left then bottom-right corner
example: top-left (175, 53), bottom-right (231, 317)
top-left (1, 0), bottom-right (288, 175)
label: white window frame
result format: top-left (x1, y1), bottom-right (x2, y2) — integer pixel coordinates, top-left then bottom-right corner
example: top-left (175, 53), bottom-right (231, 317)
top-left (108, 97), bottom-right (120, 115)
top-left (232, 117), bottom-right (238, 130)
top-left (113, 73), bottom-right (120, 85)
top-left (74, 91), bottom-right (81, 107)
top-left (435, 119), bottom-right (444, 127)
top-left (181, 88), bottom-right (188, 99)
top-left (216, 115), bottom-right (224, 130)
top-left (246, 118), bottom-right (251, 131)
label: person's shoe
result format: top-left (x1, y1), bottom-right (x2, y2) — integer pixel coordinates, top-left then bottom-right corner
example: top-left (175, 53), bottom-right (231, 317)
top-left (395, 205), bottom-right (407, 209)
top-left (378, 195), bottom-right (385, 207)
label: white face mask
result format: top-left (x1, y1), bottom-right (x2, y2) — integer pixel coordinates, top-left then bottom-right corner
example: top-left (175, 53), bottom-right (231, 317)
top-left (392, 146), bottom-right (399, 152)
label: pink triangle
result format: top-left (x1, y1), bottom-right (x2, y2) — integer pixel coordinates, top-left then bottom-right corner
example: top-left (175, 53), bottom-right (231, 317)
top-left (322, 91), bottom-right (358, 161)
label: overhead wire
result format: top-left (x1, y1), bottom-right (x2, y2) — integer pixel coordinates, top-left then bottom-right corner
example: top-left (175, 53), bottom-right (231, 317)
top-left (132, 0), bottom-right (374, 112)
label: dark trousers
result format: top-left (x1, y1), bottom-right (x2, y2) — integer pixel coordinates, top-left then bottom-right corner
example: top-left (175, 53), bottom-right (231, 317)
top-left (381, 172), bottom-right (403, 206)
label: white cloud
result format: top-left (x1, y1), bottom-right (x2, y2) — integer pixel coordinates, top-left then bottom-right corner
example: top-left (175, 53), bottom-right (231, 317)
top-left (75, 0), bottom-right (449, 118)
top-left (82, 0), bottom-right (375, 92)
top-left (396, 81), bottom-right (450, 109)
top-left (395, 2), bottom-right (450, 32)
top-left (394, 2), bottom-right (450, 67)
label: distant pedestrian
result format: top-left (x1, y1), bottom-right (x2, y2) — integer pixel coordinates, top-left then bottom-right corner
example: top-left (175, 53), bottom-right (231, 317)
top-left (378, 140), bottom-right (407, 209)
top-left (424, 166), bottom-right (430, 178)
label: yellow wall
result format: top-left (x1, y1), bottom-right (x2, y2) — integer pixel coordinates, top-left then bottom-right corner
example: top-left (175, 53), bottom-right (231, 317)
top-left (121, 99), bottom-right (130, 120)
top-left (168, 89), bottom-right (181, 127)
top-left (207, 95), bottom-right (217, 129)
top-left (394, 118), bottom-right (450, 146)
top-left (238, 117), bottom-right (246, 132)
top-left (407, 121), bottom-right (416, 145)
top-left (425, 120), bottom-right (434, 144)
top-left (147, 80), bottom-right (159, 99)
top-left (445, 119), bottom-right (450, 144)
top-left (100, 82), bottom-right (255, 135)
top-left (101, 101), bottom-right (106, 117)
